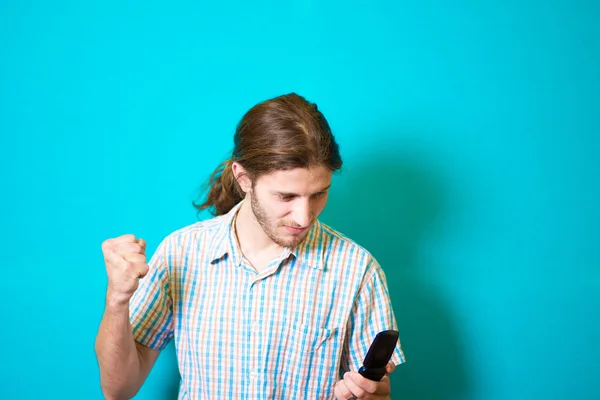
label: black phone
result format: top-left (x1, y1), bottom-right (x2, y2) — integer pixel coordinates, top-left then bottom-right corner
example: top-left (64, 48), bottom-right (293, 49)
top-left (357, 330), bottom-right (399, 381)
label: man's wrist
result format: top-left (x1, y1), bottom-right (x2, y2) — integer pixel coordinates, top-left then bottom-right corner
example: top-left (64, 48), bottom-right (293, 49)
top-left (105, 289), bottom-right (132, 310)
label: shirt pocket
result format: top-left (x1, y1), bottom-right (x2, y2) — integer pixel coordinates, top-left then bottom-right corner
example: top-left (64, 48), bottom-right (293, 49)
top-left (270, 320), bottom-right (343, 397)
top-left (290, 322), bottom-right (335, 354)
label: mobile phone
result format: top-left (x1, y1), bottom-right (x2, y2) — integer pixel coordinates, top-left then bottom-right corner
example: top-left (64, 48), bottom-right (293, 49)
top-left (357, 330), bottom-right (399, 381)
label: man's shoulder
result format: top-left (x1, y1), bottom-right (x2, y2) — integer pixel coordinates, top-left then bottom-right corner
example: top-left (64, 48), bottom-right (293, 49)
top-left (316, 222), bottom-right (388, 284)
top-left (160, 214), bottom-right (228, 246)
top-left (317, 221), bottom-right (377, 265)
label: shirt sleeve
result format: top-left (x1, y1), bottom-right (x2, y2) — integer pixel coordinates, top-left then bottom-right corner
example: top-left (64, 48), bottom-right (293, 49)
top-left (342, 258), bottom-right (406, 373)
top-left (129, 237), bottom-right (174, 351)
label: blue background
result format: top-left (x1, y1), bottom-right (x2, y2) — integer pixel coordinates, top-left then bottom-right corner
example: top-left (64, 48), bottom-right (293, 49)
top-left (1, 1), bottom-right (598, 399)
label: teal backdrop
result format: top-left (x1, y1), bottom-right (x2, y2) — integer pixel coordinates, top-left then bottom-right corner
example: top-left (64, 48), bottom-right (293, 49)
top-left (1, 1), bottom-right (598, 399)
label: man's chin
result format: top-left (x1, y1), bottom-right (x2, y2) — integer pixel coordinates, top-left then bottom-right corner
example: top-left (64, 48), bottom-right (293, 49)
top-left (276, 233), bottom-right (308, 248)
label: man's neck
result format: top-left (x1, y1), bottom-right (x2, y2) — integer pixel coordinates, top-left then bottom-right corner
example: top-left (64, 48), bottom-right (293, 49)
top-left (234, 200), bottom-right (283, 270)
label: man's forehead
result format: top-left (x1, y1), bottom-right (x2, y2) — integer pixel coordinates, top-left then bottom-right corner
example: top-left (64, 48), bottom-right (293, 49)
top-left (257, 166), bottom-right (332, 189)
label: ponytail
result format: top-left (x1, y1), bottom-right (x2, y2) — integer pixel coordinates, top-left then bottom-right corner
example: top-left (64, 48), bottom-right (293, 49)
top-left (193, 158), bottom-right (244, 216)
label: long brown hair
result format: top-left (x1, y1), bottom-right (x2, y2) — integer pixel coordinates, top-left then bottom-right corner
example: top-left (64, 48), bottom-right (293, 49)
top-left (194, 93), bottom-right (343, 216)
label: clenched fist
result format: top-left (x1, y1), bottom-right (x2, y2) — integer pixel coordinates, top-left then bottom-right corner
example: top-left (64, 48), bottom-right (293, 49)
top-left (102, 234), bottom-right (149, 305)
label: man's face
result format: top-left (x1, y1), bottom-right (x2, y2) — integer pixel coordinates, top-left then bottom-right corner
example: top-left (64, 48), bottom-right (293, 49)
top-left (248, 165), bottom-right (332, 248)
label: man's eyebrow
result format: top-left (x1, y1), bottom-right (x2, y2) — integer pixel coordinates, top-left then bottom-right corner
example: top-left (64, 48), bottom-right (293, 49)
top-left (274, 185), bottom-right (331, 196)
top-left (316, 184), bottom-right (332, 193)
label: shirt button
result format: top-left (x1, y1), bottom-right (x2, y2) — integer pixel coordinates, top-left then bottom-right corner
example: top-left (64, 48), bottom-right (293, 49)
top-left (250, 370), bottom-right (259, 380)
top-left (251, 322), bottom-right (260, 333)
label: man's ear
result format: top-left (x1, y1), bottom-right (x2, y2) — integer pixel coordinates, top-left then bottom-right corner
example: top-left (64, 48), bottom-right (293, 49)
top-left (232, 161), bottom-right (252, 193)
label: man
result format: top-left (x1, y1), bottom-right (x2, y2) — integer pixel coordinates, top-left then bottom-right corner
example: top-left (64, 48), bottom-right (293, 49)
top-left (95, 93), bottom-right (405, 399)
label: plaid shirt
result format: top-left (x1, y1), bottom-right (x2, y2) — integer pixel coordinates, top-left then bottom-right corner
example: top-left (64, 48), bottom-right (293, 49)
top-left (130, 200), bottom-right (405, 399)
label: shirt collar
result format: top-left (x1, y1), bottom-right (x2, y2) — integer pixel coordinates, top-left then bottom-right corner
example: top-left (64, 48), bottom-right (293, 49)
top-left (289, 220), bottom-right (326, 270)
top-left (208, 200), bottom-right (244, 264)
top-left (208, 200), bottom-right (327, 271)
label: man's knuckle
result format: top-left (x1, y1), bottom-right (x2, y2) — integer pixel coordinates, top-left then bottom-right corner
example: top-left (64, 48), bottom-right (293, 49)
top-left (368, 381), bottom-right (381, 393)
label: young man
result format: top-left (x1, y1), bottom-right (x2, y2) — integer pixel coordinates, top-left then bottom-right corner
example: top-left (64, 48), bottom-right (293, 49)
top-left (95, 93), bottom-right (405, 399)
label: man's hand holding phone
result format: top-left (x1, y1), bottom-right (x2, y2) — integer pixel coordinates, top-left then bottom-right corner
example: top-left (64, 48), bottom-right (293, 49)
top-left (334, 330), bottom-right (399, 400)
top-left (334, 361), bottom-right (395, 400)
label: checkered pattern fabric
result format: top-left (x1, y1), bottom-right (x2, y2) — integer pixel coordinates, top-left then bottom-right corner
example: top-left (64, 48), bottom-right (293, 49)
top-left (130, 200), bottom-right (405, 399)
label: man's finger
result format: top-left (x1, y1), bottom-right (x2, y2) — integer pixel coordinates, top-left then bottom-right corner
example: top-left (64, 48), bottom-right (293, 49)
top-left (113, 233), bottom-right (137, 243)
top-left (343, 373), bottom-right (366, 398)
top-left (137, 238), bottom-right (147, 252)
top-left (114, 242), bottom-right (143, 255)
top-left (102, 234), bottom-right (137, 252)
top-left (345, 372), bottom-right (390, 396)
top-left (334, 379), bottom-right (355, 400)
top-left (123, 262), bottom-right (149, 279)
top-left (134, 262), bottom-right (149, 279)
top-left (122, 253), bottom-right (146, 263)
top-left (385, 361), bottom-right (396, 374)
top-left (104, 248), bottom-right (125, 266)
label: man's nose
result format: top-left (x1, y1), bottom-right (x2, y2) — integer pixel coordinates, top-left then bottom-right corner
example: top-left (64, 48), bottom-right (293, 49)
top-left (292, 199), bottom-right (312, 227)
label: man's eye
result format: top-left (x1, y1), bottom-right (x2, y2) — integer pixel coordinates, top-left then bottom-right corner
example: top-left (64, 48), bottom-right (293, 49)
top-left (313, 192), bottom-right (326, 198)
top-left (278, 195), bottom-right (294, 201)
